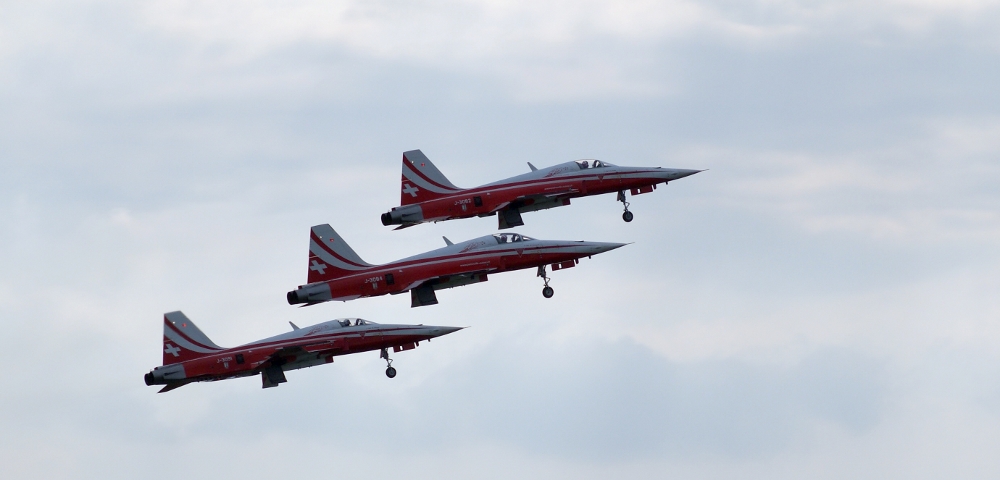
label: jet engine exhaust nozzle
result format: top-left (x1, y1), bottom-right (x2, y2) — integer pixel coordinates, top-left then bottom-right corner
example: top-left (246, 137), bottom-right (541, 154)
top-left (287, 283), bottom-right (333, 305)
top-left (381, 205), bottom-right (423, 227)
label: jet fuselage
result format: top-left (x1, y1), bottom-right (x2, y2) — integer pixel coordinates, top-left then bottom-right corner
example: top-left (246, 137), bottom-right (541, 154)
top-left (382, 154), bottom-right (701, 228)
top-left (145, 313), bottom-right (461, 391)
top-left (287, 229), bottom-right (625, 307)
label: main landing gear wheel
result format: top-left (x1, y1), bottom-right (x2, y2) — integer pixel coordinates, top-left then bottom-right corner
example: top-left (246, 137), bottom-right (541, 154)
top-left (622, 211), bottom-right (634, 222)
top-left (537, 265), bottom-right (554, 299)
top-left (380, 348), bottom-right (397, 379)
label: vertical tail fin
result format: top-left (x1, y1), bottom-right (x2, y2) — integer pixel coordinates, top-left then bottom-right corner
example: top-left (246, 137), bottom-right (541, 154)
top-left (307, 224), bottom-right (374, 283)
top-left (162, 311), bottom-right (224, 365)
top-left (400, 150), bottom-right (463, 206)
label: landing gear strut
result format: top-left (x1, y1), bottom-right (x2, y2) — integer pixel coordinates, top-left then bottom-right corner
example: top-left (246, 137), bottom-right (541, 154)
top-left (380, 348), bottom-right (397, 378)
top-left (618, 190), bottom-right (633, 222)
top-left (538, 265), bottom-right (555, 298)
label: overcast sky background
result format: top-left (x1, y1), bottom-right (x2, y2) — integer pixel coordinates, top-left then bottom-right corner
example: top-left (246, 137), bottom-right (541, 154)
top-left (2, 1), bottom-right (999, 478)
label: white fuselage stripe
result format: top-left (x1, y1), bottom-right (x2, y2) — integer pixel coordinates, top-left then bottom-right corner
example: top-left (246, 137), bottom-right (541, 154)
top-left (165, 330), bottom-right (223, 354)
top-left (403, 170), bottom-right (459, 194)
top-left (310, 240), bottom-right (370, 272)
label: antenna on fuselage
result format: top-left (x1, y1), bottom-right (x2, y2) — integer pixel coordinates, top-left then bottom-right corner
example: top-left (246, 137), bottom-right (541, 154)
top-left (527, 162), bottom-right (538, 172)
top-left (289, 321), bottom-right (300, 331)
top-left (443, 236), bottom-right (454, 246)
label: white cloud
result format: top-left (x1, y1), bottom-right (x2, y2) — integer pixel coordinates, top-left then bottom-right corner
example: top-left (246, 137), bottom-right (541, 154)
top-left (122, 0), bottom-right (999, 100)
top-left (1, 0), bottom-right (1000, 478)
top-left (676, 117), bottom-right (1000, 243)
top-left (3, 0), bottom-right (995, 105)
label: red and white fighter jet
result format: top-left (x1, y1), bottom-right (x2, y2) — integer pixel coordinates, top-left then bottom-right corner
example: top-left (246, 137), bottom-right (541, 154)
top-left (381, 149), bottom-right (702, 229)
top-left (144, 311), bottom-right (463, 392)
top-left (286, 224), bottom-right (626, 307)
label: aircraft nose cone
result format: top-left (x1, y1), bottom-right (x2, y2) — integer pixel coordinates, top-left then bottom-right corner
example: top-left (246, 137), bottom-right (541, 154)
top-left (430, 326), bottom-right (464, 338)
top-left (669, 169), bottom-right (703, 180)
top-left (589, 242), bottom-right (628, 254)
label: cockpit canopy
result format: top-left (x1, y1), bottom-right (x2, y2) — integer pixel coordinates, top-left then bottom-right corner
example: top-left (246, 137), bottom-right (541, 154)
top-left (575, 159), bottom-right (613, 169)
top-left (338, 318), bottom-right (374, 327)
top-left (493, 233), bottom-right (534, 244)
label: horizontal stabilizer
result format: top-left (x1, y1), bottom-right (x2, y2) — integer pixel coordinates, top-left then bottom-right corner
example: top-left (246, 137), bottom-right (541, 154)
top-left (158, 380), bottom-right (192, 393)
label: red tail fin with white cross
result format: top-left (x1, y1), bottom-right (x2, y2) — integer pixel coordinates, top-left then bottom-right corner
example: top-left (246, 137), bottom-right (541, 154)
top-left (162, 311), bottom-right (224, 365)
top-left (306, 224), bottom-right (374, 284)
top-left (400, 150), bottom-right (463, 206)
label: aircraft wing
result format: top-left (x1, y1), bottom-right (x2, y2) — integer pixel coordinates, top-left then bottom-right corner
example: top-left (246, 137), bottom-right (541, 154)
top-left (399, 267), bottom-right (497, 293)
top-left (270, 343), bottom-right (337, 357)
top-left (534, 182), bottom-right (581, 197)
top-left (489, 190), bottom-right (579, 213)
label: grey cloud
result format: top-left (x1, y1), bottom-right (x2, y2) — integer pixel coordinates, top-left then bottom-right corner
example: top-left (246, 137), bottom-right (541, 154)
top-left (132, 336), bottom-right (887, 462)
top-left (428, 339), bottom-right (887, 459)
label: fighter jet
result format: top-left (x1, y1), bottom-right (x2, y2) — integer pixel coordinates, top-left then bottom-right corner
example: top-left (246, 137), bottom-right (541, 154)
top-left (144, 311), bottom-right (462, 392)
top-left (286, 224), bottom-right (626, 307)
top-left (381, 149), bottom-right (702, 229)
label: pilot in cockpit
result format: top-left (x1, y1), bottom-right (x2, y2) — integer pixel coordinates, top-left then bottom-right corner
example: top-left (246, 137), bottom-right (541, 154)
top-left (576, 159), bottom-right (607, 169)
top-left (494, 233), bottom-right (533, 244)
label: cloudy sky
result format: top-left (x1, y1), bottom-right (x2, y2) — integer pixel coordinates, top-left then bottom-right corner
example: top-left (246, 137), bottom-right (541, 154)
top-left (2, 1), bottom-right (999, 478)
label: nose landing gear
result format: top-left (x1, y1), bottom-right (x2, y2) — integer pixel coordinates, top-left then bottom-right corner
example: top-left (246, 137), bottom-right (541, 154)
top-left (538, 265), bottom-right (555, 298)
top-left (618, 190), bottom-right (633, 222)
top-left (380, 348), bottom-right (397, 378)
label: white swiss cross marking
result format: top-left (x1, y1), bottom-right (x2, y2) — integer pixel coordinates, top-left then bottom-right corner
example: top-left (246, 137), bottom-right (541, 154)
top-left (402, 183), bottom-right (419, 198)
top-left (310, 260), bottom-right (327, 275)
top-left (164, 343), bottom-right (181, 357)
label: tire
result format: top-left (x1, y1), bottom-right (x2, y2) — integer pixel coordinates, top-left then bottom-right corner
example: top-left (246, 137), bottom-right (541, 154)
top-left (622, 211), bottom-right (634, 222)
top-left (386, 366), bottom-right (397, 378)
top-left (542, 286), bottom-right (554, 298)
